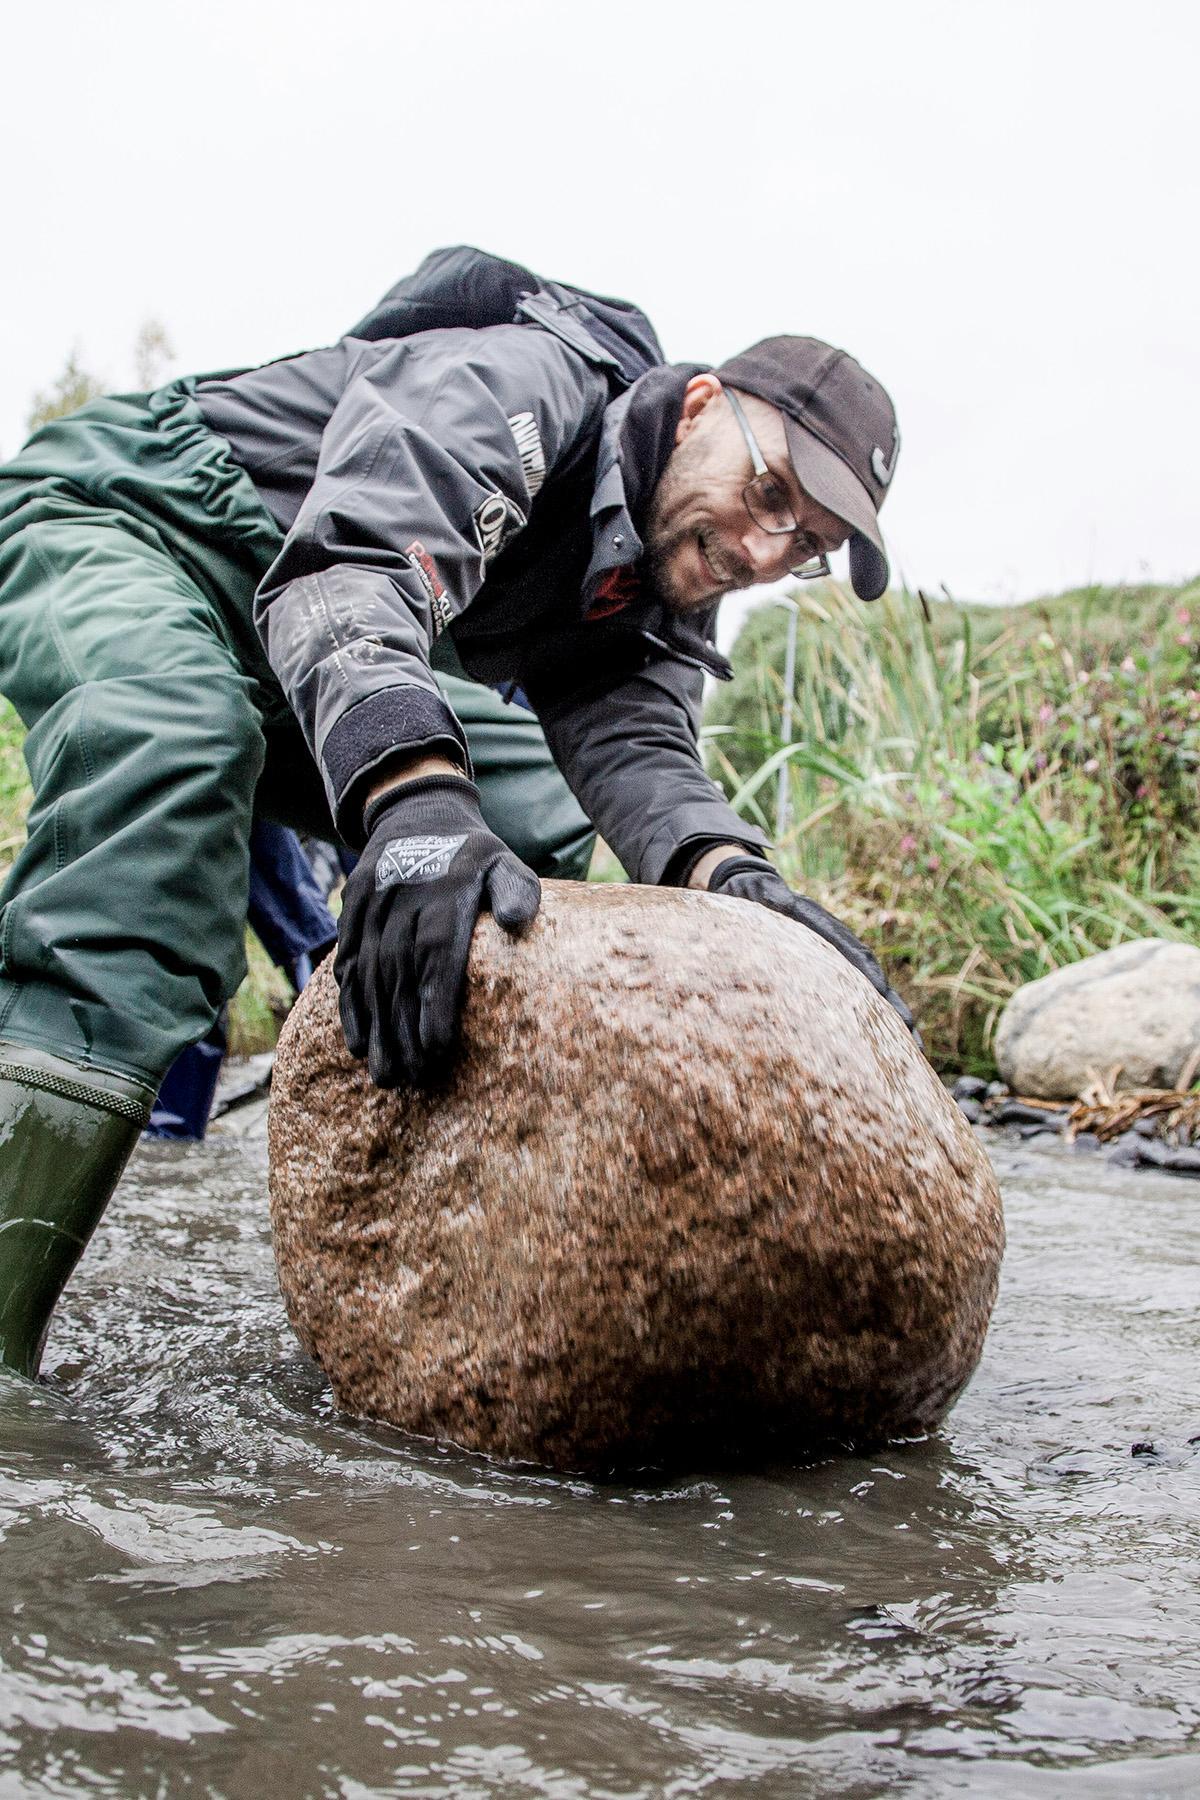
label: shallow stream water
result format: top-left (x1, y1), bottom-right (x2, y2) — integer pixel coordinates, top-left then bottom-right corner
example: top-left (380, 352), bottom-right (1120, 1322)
top-left (2, 1106), bottom-right (1198, 1797)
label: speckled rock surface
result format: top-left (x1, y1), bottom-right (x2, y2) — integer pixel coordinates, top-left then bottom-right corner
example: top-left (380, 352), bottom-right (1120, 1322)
top-left (269, 882), bottom-right (1004, 1472)
top-left (995, 938), bottom-right (1200, 1099)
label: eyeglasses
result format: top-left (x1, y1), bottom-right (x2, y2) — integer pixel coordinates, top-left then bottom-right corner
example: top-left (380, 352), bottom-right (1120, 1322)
top-left (724, 388), bottom-right (833, 580)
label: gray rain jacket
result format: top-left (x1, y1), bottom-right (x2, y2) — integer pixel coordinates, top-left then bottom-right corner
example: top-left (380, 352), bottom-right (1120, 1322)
top-left (195, 248), bottom-right (769, 879)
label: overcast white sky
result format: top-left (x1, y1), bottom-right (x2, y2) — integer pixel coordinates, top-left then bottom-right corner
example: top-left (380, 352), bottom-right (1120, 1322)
top-left (2, 0), bottom-right (1196, 610)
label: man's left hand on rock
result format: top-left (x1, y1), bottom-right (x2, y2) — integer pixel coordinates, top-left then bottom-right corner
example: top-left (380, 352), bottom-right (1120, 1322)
top-left (705, 854), bottom-right (919, 1042)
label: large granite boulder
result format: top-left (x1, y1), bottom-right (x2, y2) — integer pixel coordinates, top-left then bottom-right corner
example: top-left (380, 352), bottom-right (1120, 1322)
top-left (269, 882), bottom-right (1003, 1472)
top-left (995, 938), bottom-right (1200, 1099)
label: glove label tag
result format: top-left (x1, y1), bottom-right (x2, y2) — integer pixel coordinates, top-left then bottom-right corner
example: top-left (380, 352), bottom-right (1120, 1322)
top-left (377, 834), bottom-right (467, 888)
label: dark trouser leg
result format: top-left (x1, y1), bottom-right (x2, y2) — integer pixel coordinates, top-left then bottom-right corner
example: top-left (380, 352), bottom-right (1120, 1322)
top-left (0, 505), bottom-right (265, 1372)
top-left (145, 1013), bottom-right (228, 1140)
top-left (148, 817), bottom-right (338, 1141)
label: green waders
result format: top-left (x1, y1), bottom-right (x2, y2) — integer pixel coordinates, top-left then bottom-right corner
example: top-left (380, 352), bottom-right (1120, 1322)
top-left (0, 382), bottom-right (594, 1376)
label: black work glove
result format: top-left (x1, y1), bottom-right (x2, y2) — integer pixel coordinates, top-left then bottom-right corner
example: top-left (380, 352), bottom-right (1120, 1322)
top-left (334, 773), bottom-right (541, 1087)
top-left (706, 855), bottom-right (920, 1043)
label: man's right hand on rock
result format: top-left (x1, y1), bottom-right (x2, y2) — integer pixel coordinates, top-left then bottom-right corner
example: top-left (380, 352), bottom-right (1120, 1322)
top-left (334, 773), bottom-right (541, 1087)
top-left (705, 854), bottom-right (920, 1043)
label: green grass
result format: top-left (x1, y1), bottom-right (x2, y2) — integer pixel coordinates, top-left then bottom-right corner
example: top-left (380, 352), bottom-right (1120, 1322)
top-left (705, 575), bottom-right (1200, 1071)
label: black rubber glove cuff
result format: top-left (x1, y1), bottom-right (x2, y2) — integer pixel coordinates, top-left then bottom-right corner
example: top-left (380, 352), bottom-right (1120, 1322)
top-left (362, 771), bottom-right (476, 837)
top-left (664, 839), bottom-right (769, 889)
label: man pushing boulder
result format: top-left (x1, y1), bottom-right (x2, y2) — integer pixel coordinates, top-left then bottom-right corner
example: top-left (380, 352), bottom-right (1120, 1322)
top-left (0, 246), bottom-right (912, 1378)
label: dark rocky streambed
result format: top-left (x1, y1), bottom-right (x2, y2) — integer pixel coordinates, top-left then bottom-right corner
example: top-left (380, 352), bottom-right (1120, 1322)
top-left (2, 1102), bottom-right (1198, 1797)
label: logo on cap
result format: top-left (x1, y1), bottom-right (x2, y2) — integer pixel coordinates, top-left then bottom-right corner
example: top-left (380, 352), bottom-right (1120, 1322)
top-left (871, 424), bottom-right (900, 489)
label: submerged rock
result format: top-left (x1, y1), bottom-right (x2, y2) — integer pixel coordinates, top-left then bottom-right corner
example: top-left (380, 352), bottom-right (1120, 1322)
top-left (990, 1099), bottom-right (1068, 1129)
top-left (1129, 1137), bottom-right (1200, 1176)
top-left (269, 883), bottom-right (1004, 1472)
top-left (995, 939), bottom-right (1200, 1100)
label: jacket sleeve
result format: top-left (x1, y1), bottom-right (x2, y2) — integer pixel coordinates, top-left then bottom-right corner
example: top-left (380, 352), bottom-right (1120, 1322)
top-left (530, 653), bottom-right (770, 884)
top-left (253, 325), bottom-right (606, 844)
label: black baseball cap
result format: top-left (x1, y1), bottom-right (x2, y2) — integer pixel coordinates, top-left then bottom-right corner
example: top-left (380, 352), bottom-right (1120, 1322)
top-left (714, 337), bottom-right (900, 601)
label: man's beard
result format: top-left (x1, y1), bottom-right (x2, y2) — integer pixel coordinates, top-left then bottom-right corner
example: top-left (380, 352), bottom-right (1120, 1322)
top-left (643, 522), bottom-right (693, 614)
top-left (644, 516), bottom-right (752, 615)
top-left (643, 448), bottom-right (752, 614)
top-left (643, 445), bottom-right (697, 613)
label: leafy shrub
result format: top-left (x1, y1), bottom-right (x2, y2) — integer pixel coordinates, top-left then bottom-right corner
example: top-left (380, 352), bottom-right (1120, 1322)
top-left (704, 578), bottom-right (1200, 1071)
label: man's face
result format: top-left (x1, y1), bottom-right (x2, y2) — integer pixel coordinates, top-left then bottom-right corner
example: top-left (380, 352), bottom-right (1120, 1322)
top-left (644, 377), bottom-right (849, 615)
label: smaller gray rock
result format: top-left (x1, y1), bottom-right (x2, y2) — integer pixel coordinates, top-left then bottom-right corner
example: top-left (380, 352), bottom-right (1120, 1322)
top-left (985, 1081), bottom-right (1010, 1101)
top-left (993, 1100), bottom-right (1066, 1129)
top-left (1134, 1138), bottom-right (1200, 1177)
top-left (995, 940), bottom-right (1200, 1101)
top-left (952, 1076), bottom-right (989, 1102)
top-left (956, 1098), bottom-right (983, 1125)
top-left (1105, 1135), bottom-right (1142, 1168)
top-left (211, 1052), bottom-right (275, 1119)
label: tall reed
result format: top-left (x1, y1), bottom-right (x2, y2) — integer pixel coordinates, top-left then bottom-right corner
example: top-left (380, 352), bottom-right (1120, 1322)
top-left (704, 578), bottom-right (1200, 1071)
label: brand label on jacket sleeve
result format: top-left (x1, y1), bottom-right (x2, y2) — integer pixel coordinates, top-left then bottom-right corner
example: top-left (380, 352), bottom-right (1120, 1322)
top-left (405, 541), bottom-right (454, 634)
top-left (473, 493), bottom-right (526, 567)
top-left (508, 411), bottom-right (546, 499)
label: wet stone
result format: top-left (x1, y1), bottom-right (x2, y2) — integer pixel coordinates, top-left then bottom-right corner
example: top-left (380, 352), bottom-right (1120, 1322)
top-left (993, 1101), bottom-right (1066, 1129)
top-left (1106, 1133), bottom-right (1143, 1167)
top-left (956, 1098), bottom-right (984, 1125)
top-left (995, 938), bottom-right (1200, 1098)
top-left (1134, 1139), bottom-right (1200, 1177)
top-left (268, 883), bottom-right (1005, 1474)
top-left (211, 1052), bottom-right (275, 1119)
top-left (952, 1076), bottom-right (989, 1103)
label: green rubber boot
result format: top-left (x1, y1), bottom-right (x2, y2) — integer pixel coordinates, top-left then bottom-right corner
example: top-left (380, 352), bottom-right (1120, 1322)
top-left (0, 1043), bottom-right (154, 1379)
